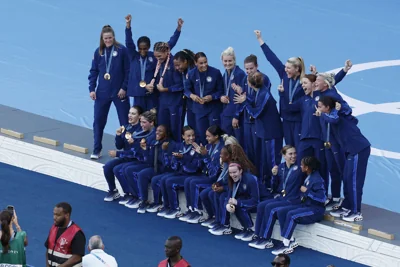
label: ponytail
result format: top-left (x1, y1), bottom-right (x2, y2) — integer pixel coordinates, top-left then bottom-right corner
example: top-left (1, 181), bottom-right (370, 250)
top-left (0, 211), bottom-right (12, 254)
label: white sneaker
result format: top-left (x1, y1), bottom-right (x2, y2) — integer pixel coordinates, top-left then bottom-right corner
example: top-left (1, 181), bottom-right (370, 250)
top-left (330, 207), bottom-right (350, 218)
top-left (90, 151), bottom-right (102, 160)
top-left (342, 212), bottom-right (363, 222)
top-left (209, 225), bottom-right (232, 236)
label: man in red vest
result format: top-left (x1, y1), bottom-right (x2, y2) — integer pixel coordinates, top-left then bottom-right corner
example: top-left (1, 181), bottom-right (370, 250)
top-left (158, 236), bottom-right (191, 267)
top-left (45, 202), bottom-right (86, 267)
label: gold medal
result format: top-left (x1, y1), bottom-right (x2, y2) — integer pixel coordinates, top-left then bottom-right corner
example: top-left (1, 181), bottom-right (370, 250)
top-left (140, 138), bottom-right (146, 144)
top-left (104, 73), bottom-right (111, 80)
top-left (139, 80), bottom-right (147, 88)
top-left (281, 189), bottom-right (286, 197)
top-left (125, 132), bottom-right (132, 140)
top-left (324, 142), bottom-right (331, 149)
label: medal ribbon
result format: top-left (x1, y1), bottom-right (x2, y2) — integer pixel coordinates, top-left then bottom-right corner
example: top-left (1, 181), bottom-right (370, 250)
top-left (326, 123), bottom-right (330, 143)
top-left (139, 57), bottom-right (147, 81)
top-left (198, 72), bottom-right (206, 98)
top-left (255, 89), bottom-right (260, 103)
top-left (224, 66), bottom-right (236, 96)
top-left (232, 178), bottom-right (242, 198)
top-left (104, 46), bottom-right (115, 74)
top-left (133, 129), bottom-right (154, 139)
top-left (180, 143), bottom-right (193, 154)
top-left (282, 165), bottom-right (295, 191)
top-left (288, 78), bottom-right (300, 103)
top-left (216, 164), bottom-right (229, 182)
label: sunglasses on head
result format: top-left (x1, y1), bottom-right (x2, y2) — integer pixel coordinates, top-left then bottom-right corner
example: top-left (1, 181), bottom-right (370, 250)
top-left (271, 262), bottom-right (285, 266)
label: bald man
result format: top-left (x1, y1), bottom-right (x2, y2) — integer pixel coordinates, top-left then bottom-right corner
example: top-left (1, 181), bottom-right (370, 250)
top-left (82, 235), bottom-right (118, 267)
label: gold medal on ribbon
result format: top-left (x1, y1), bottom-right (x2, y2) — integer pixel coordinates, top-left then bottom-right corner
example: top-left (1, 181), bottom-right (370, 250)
top-left (125, 132), bottom-right (132, 140)
top-left (281, 189), bottom-right (286, 197)
top-left (139, 80), bottom-right (147, 88)
top-left (104, 73), bottom-right (111, 80)
top-left (324, 142), bottom-right (331, 149)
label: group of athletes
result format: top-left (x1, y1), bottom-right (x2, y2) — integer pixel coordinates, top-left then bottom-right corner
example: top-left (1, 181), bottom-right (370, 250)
top-left (88, 14), bottom-right (370, 255)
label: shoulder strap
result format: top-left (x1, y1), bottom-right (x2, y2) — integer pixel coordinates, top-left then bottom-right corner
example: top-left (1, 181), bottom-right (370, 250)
top-left (92, 252), bottom-right (111, 267)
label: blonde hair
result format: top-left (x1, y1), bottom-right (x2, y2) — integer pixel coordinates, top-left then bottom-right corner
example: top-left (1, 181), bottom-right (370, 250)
top-left (221, 47), bottom-right (236, 65)
top-left (287, 57), bottom-right (305, 79)
top-left (222, 134), bottom-right (239, 145)
top-left (317, 72), bottom-right (336, 88)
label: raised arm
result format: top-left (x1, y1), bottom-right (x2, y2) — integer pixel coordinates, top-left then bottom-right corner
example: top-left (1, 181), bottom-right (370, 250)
top-left (254, 30), bottom-right (286, 79)
top-left (125, 14), bottom-right (139, 59)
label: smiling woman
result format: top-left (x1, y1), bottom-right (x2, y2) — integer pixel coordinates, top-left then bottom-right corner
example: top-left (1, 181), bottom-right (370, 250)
top-left (88, 25), bottom-right (131, 160)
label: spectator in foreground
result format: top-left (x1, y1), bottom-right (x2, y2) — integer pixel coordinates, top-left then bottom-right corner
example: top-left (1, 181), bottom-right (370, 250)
top-left (82, 235), bottom-right (118, 266)
top-left (158, 236), bottom-right (190, 267)
top-left (0, 208), bottom-right (28, 266)
top-left (271, 253), bottom-right (290, 266)
top-left (45, 202), bottom-right (86, 267)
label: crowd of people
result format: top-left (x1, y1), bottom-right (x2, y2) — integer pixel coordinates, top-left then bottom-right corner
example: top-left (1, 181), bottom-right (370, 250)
top-left (88, 14), bottom-right (371, 256)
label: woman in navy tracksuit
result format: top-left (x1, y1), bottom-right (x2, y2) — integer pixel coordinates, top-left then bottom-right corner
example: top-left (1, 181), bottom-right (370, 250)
top-left (156, 126), bottom-right (202, 218)
top-left (103, 105), bottom-right (143, 202)
top-left (220, 47), bottom-right (246, 143)
top-left (173, 49), bottom-right (197, 135)
top-left (88, 25), bottom-right (131, 159)
top-left (114, 110), bottom-right (157, 208)
top-left (184, 52), bottom-right (224, 144)
top-left (234, 72), bottom-right (283, 198)
top-left (178, 126), bottom-right (226, 224)
top-left (208, 144), bottom-right (258, 235)
top-left (254, 30), bottom-right (305, 148)
top-left (124, 125), bottom-right (176, 214)
top-left (215, 162), bottom-right (260, 241)
top-left (318, 96), bottom-right (370, 222)
top-left (124, 15), bottom-right (183, 111)
top-left (314, 62), bottom-right (352, 209)
top-left (151, 42), bottom-right (185, 142)
top-left (249, 145), bottom-right (303, 249)
top-left (235, 54), bottom-right (271, 164)
top-left (272, 156), bottom-right (326, 255)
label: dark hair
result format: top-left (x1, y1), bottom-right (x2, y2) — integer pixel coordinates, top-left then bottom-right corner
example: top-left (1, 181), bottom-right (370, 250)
top-left (154, 42), bottom-right (170, 53)
top-left (206, 125), bottom-right (224, 137)
top-left (99, 25), bottom-right (120, 55)
top-left (248, 72), bottom-right (264, 89)
top-left (167, 236), bottom-right (182, 249)
top-left (141, 109), bottom-right (157, 124)
top-left (277, 253), bottom-right (291, 265)
top-left (182, 125), bottom-right (194, 135)
top-left (131, 105), bottom-right (144, 115)
top-left (194, 52), bottom-right (207, 62)
top-left (157, 124), bottom-right (170, 139)
top-left (55, 202), bottom-right (72, 215)
top-left (304, 74), bottom-right (317, 83)
top-left (174, 49), bottom-right (196, 69)
top-left (0, 211), bottom-right (12, 254)
top-left (244, 54), bottom-right (258, 65)
top-left (301, 156), bottom-right (320, 171)
top-left (281, 145), bottom-right (295, 155)
top-left (137, 36), bottom-right (151, 49)
top-left (225, 144), bottom-right (257, 175)
top-left (318, 96), bottom-right (336, 111)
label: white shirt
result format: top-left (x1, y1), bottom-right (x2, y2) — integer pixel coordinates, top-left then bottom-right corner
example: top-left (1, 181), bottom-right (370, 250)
top-left (82, 249), bottom-right (118, 267)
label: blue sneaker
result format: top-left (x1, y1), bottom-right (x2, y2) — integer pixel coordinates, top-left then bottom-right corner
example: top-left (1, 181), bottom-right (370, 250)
top-left (201, 218), bottom-right (215, 227)
top-left (157, 207), bottom-right (169, 217)
top-left (137, 202), bottom-right (148, 214)
top-left (208, 221), bottom-right (219, 229)
top-left (118, 195), bottom-right (133, 205)
top-left (146, 203), bottom-right (162, 213)
top-left (164, 208), bottom-right (180, 219)
top-left (240, 229), bottom-right (255, 241)
top-left (234, 228), bottom-right (247, 240)
top-left (178, 210), bottom-right (193, 222)
top-left (103, 189), bottom-right (120, 202)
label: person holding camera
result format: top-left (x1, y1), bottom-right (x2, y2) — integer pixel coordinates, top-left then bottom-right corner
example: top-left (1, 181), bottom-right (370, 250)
top-left (0, 207), bottom-right (28, 266)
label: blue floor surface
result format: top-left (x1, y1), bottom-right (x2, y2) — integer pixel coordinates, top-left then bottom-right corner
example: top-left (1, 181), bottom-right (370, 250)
top-left (0, 162), bottom-right (367, 267)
